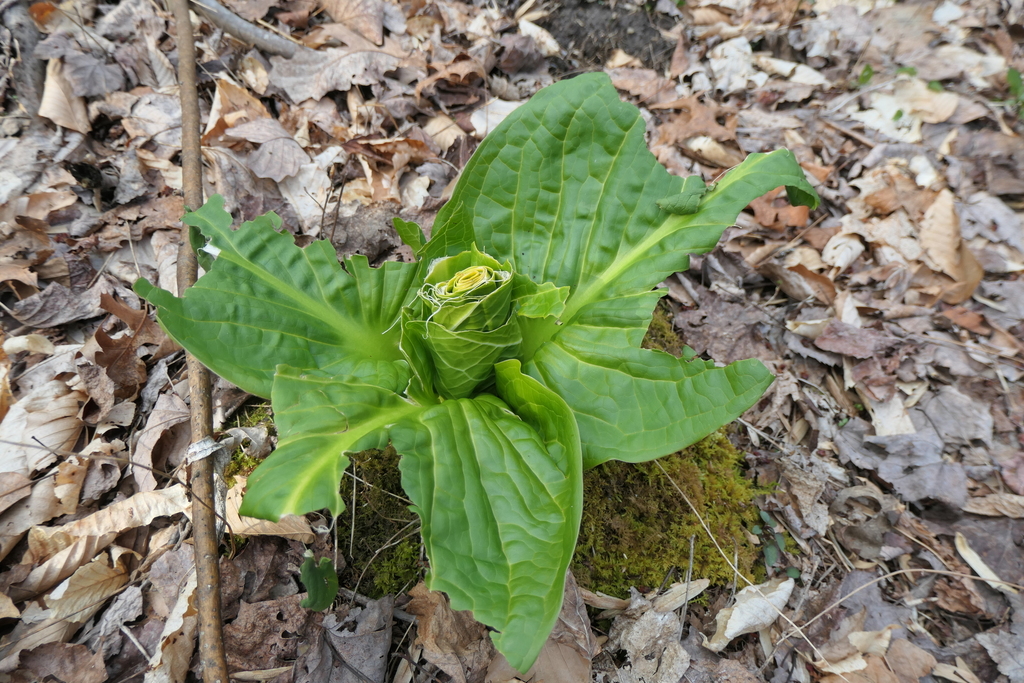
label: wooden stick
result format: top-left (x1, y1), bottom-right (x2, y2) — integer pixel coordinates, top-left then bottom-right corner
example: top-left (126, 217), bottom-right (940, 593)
top-left (167, 0), bottom-right (229, 680)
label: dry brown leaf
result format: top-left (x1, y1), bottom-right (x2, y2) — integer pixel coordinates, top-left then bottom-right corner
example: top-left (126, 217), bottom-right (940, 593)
top-left (63, 50), bottom-right (126, 97)
top-left (963, 493), bottom-right (1024, 518)
top-left (0, 378), bottom-right (86, 477)
top-left (750, 187), bottom-right (811, 230)
top-left (132, 392), bottom-right (189, 492)
top-left (44, 551), bottom-right (129, 620)
top-left (25, 485), bottom-right (189, 572)
top-left (225, 478), bottom-right (315, 543)
top-left (0, 472), bottom-right (32, 517)
top-left (319, 0), bottom-right (383, 44)
top-left (653, 96), bottom-right (736, 143)
top-left (9, 275), bottom-right (127, 328)
top-left (53, 456), bottom-right (87, 514)
top-left (11, 642), bottom-right (107, 683)
top-left (226, 119), bottom-right (310, 182)
top-left (0, 477), bottom-right (60, 563)
top-left (203, 78), bottom-right (271, 145)
top-left (886, 638), bottom-right (936, 682)
top-left (0, 594), bottom-right (17, 620)
top-left (147, 562), bottom-right (198, 683)
top-left (270, 44), bottom-right (403, 103)
top-left (38, 58), bottom-right (90, 133)
top-left (406, 582), bottom-right (495, 682)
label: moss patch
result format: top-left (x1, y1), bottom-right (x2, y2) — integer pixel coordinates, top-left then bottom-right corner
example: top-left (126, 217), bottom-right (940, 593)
top-left (568, 302), bottom-right (766, 597)
top-left (343, 446), bottom-right (422, 597)
top-left (224, 401), bottom-right (274, 488)
top-left (572, 431), bottom-right (765, 598)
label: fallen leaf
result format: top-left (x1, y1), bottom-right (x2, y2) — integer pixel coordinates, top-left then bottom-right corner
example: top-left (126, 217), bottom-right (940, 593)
top-left (0, 477), bottom-right (60, 562)
top-left (704, 577), bottom-right (794, 653)
top-left (64, 50), bottom-right (126, 97)
top-left (607, 588), bottom-right (689, 682)
top-left (38, 58), bottom-right (90, 133)
top-left (963, 493), bottom-right (1024, 518)
top-left (976, 630), bottom-right (1024, 683)
top-left (406, 582), bottom-right (494, 682)
top-left (132, 393), bottom-right (189, 492)
top-left (13, 642), bottom-right (107, 683)
top-left (270, 45), bottom-right (403, 103)
top-left (225, 594), bottom-right (311, 672)
top-left (814, 320), bottom-right (899, 359)
top-left (319, 0), bottom-right (383, 44)
top-left (886, 638), bottom-right (936, 683)
top-left (0, 473), bottom-right (33, 516)
top-left (225, 119), bottom-right (309, 182)
top-left (45, 551), bottom-right (129, 620)
top-left (10, 275), bottom-right (129, 328)
top-left (0, 378), bottom-right (85, 477)
top-left (225, 478), bottom-right (314, 542)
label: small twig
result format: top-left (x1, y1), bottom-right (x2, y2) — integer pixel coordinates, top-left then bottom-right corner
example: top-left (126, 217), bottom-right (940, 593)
top-left (820, 118), bottom-right (877, 149)
top-left (167, 0), bottom-right (229, 680)
top-left (189, 0), bottom-right (308, 57)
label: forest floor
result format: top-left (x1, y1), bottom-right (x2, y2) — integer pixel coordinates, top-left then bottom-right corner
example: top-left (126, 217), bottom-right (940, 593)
top-left (1, 0), bottom-right (1024, 680)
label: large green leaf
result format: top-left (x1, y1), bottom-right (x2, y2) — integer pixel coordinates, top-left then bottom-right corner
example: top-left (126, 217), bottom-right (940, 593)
top-left (238, 366), bottom-right (417, 519)
top-left (391, 361), bottom-right (582, 672)
top-left (135, 196), bottom-right (419, 397)
top-left (424, 73), bottom-right (814, 465)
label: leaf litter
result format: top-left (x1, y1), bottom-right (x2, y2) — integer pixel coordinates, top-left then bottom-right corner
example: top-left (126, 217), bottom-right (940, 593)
top-left (2, 0), bottom-right (1024, 677)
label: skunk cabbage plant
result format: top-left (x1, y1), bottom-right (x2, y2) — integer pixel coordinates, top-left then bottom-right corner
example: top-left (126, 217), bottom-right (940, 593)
top-left (136, 72), bottom-right (818, 672)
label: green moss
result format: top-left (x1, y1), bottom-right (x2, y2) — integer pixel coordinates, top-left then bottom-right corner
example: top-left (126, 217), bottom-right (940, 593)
top-left (223, 401), bottom-right (274, 488)
top-left (343, 446), bottom-right (423, 597)
top-left (572, 431), bottom-right (766, 597)
top-left (642, 301), bottom-right (684, 357)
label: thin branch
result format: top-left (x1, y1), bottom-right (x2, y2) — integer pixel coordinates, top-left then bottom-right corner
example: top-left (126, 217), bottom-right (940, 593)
top-left (189, 0), bottom-right (308, 57)
top-left (167, 0), bottom-right (229, 680)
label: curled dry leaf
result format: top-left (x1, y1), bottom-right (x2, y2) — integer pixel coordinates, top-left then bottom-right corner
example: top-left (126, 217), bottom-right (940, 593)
top-left (320, 0), bottom-right (383, 44)
top-left (0, 378), bottom-right (86, 477)
top-left (704, 577), bottom-right (794, 653)
top-left (38, 58), bottom-right (91, 133)
top-left (269, 46), bottom-right (403, 103)
top-left (963, 493), bottom-right (1024, 519)
top-left (225, 478), bottom-right (314, 543)
top-left (132, 392), bottom-right (189, 492)
top-left (44, 551), bottom-right (129, 620)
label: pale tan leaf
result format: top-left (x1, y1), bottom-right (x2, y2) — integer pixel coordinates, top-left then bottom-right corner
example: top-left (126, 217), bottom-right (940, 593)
top-left (269, 45), bottom-right (403, 103)
top-left (225, 119), bottom-right (309, 182)
top-left (0, 378), bottom-right (86, 477)
top-left (0, 603), bottom-right (99, 672)
top-left (11, 532), bottom-right (119, 601)
top-left (33, 485), bottom-right (189, 558)
top-left (45, 552), bottom-right (129, 620)
top-left (0, 472), bottom-right (32, 516)
top-left (0, 593), bottom-right (19, 620)
top-left (962, 493), bottom-right (1024, 518)
top-left (652, 578), bottom-right (711, 612)
top-left (704, 577), bottom-right (794, 653)
top-left (955, 531), bottom-right (1019, 595)
top-left (0, 477), bottom-right (60, 563)
top-left (53, 456), bottom-right (87, 515)
top-left (225, 478), bottom-right (314, 543)
top-left (2, 333), bottom-right (56, 356)
top-left (920, 189), bottom-right (964, 279)
top-left (38, 59), bottom-right (91, 134)
top-left (146, 565), bottom-right (198, 683)
top-left (320, 0), bottom-right (383, 44)
top-left (202, 78), bottom-right (271, 144)
top-left (423, 114), bottom-right (462, 152)
top-left (133, 393), bottom-right (189, 492)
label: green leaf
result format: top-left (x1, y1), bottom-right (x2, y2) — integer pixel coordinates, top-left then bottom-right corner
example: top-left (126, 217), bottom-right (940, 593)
top-left (391, 364), bottom-right (582, 672)
top-left (420, 74), bottom-right (810, 466)
top-left (1009, 68), bottom-right (1024, 101)
top-left (238, 366), bottom-right (416, 519)
top-left (858, 63), bottom-right (874, 85)
top-left (135, 195), bottom-right (419, 397)
top-left (299, 553), bottom-right (339, 610)
top-left (764, 543), bottom-right (779, 567)
top-left (394, 216), bottom-right (426, 254)
top-left (526, 327), bottom-right (773, 467)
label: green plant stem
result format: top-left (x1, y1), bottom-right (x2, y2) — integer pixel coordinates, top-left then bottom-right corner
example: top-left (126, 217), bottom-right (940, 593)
top-left (168, 0), bottom-right (229, 680)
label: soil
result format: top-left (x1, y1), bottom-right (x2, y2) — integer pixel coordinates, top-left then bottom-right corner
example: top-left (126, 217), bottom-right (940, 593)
top-left (536, 0), bottom-right (677, 74)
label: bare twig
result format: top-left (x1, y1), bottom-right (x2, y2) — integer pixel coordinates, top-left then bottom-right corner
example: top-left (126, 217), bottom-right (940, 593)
top-left (189, 0), bottom-right (308, 57)
top-left (167, 0), bottom-right (229, 680)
